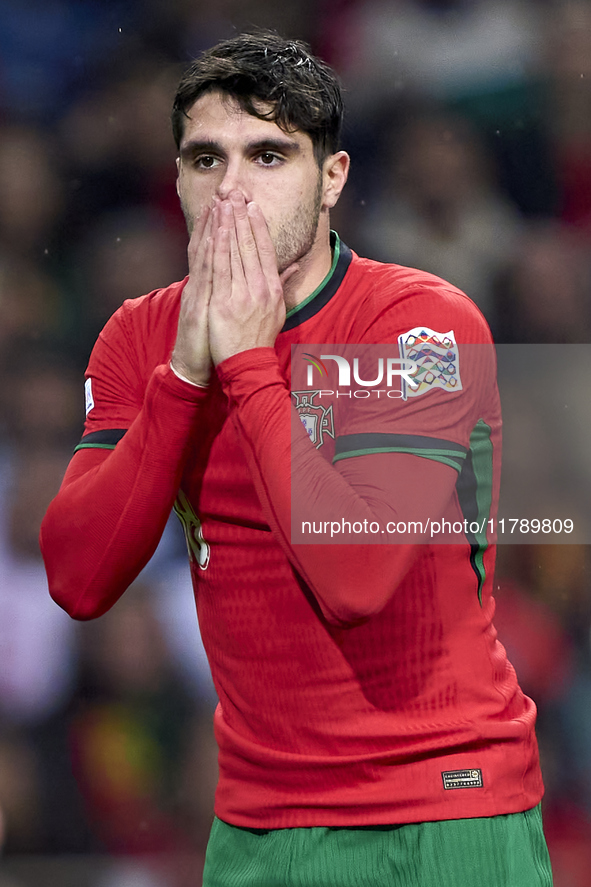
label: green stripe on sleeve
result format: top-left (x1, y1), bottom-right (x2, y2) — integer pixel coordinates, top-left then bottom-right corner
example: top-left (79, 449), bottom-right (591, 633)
top-left (73, 428), bottom-right (128, 453)
top-left (332, 433), bottom-right (468, 472)
top-left (333, 447), bottom-right (466, 472)
top-left (74, 442), bottom-right (117, 452)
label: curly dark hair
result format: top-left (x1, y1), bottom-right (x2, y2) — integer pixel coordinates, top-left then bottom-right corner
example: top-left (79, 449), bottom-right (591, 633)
top-left (171, 31), bottom-right (344, 165)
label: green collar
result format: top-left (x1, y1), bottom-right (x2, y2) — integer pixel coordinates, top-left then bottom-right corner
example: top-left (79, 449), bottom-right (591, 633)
top-left (281, 232), bottom-right (352, 331)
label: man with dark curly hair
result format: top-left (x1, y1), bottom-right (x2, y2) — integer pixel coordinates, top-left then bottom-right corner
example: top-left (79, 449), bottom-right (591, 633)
top-left (42, 32), bottom-right (553, 887)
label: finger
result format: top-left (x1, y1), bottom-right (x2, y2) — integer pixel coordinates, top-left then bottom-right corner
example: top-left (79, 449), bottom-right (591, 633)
top-left (180, 206), bottom-right (215, 320)
top-left (246, 201), bottom-right (281, 285)
top-left (188, 204), bottom-right (210, 259)
top-left (193, 204), bottom-right (211, 241)
top-left (188, 205), bottom-right (215, 280)
top-left (199, 204), bottom-right (218, 286)
top-left (206, 204), bottom-right (219, 267)
top-left (211, 223), bottom-right (231, 305)
top-left (210, 202), bottom-right (220, 233)
top-left (229, 191), bottom-right (262, 287)
top-left (229, 222), bottom-right (247, 287)
top-left (219, 198), bottom-right (234, 232)
top-left (216, 201), bottom-right (237, 284)
top-left (205, 233), bottom-right (214, 291)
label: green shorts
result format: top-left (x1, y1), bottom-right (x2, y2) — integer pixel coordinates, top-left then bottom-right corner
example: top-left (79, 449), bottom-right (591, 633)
top-left (202, 805), bottom-right (553, 887)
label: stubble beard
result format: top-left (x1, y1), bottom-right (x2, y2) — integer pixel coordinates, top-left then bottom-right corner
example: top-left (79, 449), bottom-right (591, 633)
top-left (180, 197), bottom-right (196, 236)
top-left (273, 173), bottom-right (324, 274)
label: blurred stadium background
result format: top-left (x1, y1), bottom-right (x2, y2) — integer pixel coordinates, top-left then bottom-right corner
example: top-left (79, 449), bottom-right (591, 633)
top-left (0, 1), bottom-right (590, 884)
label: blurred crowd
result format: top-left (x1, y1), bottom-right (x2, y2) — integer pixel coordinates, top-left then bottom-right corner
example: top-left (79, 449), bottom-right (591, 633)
top-left (0, 1), bottom-right (591, 885)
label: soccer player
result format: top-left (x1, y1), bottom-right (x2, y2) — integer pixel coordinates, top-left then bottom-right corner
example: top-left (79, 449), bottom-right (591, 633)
top-left (41, 32), bottom-right (553, 886)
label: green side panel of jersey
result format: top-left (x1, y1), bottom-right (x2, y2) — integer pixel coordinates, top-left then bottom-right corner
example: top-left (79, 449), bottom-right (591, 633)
top-left (455, 419), bottom-right (494, 605)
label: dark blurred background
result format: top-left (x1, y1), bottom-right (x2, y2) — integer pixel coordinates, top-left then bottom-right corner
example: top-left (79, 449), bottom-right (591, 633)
top-left (0, 1), bottom-right (590, 885)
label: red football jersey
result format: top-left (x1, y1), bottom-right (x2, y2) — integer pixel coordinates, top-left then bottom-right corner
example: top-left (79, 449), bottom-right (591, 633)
top-left (44, 236), bottom-right (543, 828)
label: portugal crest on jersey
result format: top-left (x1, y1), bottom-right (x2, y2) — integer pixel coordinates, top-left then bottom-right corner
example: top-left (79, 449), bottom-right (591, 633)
top-left (291, 390), bottom-right (335, 449)
top-left (398, 327), bottom-right (462, 400)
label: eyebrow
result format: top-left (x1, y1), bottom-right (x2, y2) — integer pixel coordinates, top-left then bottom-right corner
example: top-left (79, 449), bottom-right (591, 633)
top-left (179, 137), bottom-right (302, 162)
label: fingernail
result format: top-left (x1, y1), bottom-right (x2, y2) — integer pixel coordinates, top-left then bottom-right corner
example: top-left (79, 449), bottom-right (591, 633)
top-left (247, 202), bottom-right (258, 216)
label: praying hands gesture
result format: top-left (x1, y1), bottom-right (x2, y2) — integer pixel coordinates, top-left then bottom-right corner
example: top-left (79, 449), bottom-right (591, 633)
top-left (171, 190), bottom-right (298, 387)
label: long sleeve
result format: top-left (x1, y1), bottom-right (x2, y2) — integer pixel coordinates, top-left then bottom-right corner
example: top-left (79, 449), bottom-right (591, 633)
top-left (40, 364), bottom-right (209, 620)
top-left (217, 349), bottom-right (462, 626)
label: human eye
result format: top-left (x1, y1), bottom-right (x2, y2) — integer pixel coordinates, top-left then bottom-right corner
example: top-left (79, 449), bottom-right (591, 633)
top-left (255, 152), bottom-right (282, 167)
top-left (194, 155), bottom-right (221, 170)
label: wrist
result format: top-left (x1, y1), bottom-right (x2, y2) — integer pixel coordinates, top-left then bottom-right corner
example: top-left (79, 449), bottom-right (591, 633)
top-left (216, 347), bottom-right (281, 387)
top-left (169, 360), bottom-right (209, 389)
top-left (211, 336), bottom-right (278, 368)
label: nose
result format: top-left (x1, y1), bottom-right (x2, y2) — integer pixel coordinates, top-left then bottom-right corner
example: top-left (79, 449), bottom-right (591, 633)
top-left (217, 159), bottom-right (249, 202)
